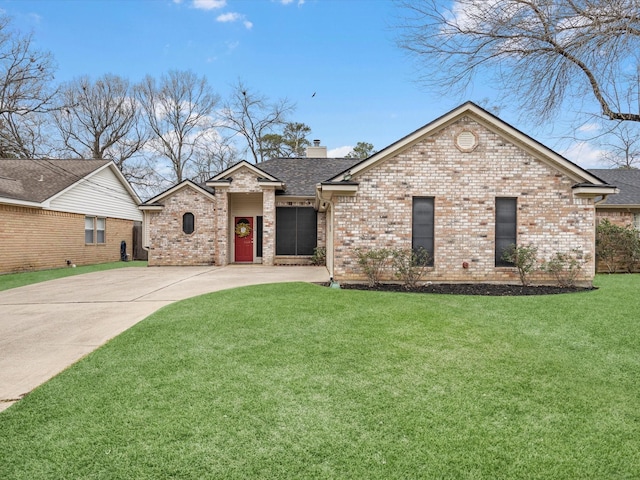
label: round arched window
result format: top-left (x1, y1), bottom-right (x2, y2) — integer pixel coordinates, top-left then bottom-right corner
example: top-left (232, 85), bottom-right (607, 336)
top-left (182, 212), bottom-right (195, 234)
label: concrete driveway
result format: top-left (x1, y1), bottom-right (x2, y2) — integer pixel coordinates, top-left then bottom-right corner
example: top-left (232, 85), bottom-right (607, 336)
top-left (0, 265), bottom-right (329, 412)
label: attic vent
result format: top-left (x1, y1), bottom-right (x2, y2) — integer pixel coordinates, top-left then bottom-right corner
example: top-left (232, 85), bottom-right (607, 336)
top-left (455, 130), bottom-right (478, 152)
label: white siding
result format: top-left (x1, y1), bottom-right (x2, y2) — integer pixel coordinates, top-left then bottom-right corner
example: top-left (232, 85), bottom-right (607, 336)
top-left (49, 166), bottom-right (143, 221)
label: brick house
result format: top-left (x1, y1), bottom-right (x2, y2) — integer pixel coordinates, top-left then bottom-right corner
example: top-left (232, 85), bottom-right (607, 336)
top-left (0, 159), bottom-right (143, 274)
top-left (140, 103), bottom-right (618, 286)
top-left (590, 169), bottom-right (640, 272)
top-left (590, 169), bottom-right (640, 230)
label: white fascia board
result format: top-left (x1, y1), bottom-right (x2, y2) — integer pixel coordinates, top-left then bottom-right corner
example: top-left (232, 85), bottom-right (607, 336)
top-left (139, 205), bottom-right (164, 211)
top-left (320, 183), bottom-right (358, 193)
top-left (0, 197), bottom-right (44, 208)
top-left (258, 181), bottom-right (284, 189)
top-left (572, 186), bottom-right (620, 197)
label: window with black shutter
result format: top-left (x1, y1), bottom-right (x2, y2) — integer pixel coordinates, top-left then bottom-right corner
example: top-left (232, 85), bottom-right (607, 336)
top-left (412, 197), bottom-right (434, 266)
top-left (495, 197), bottom-right (517, 266)
top-left (182, 212), bottom-right (195, 235)
top-left (276, 207), bottom-right (317, 255)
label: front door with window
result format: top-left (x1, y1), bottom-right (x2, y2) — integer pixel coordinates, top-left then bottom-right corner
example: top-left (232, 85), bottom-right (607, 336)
top-left (234, 217), bottom-right (253, 262)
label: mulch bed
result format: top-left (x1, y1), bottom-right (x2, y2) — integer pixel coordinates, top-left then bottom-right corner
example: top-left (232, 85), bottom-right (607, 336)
top-left (322, 282), bottom-right (595, 296)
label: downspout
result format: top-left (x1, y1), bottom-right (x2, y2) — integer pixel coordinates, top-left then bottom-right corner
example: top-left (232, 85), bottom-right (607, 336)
top-left (141, 210), bottom-right (150, 251)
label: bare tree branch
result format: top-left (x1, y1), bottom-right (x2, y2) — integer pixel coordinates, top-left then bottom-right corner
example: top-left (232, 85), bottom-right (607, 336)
top-left (220, 80), bottom-right (295, 163)
top-left (396, 0), bottom-right (640, 123)
top-left (135, 70), bottom-right (220, 183)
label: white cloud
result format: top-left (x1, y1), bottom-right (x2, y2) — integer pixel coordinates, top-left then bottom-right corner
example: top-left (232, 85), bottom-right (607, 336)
top-left (216, 12), bottom-right (253, 29)
top-left (192, 0), bottom-right (226, 10)
top-left (217, 12), bottom-right (241, 22)
top-left (561, 141), bottom-right (607, 169)
top-left (578, 122), bottom-right (600, 133)
top-left (279, 0), bottom-right (305, 4)
top-left (328, 146), bottom-right (353, 157)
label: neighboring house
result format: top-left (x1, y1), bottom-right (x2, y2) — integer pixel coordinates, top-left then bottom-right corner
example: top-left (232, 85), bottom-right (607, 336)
top-left (590, 169), bottom-right (640, 230)
top-left (0, 159), bottom-right (144, 274)
top-left (141, 102), bottom-right (617, 286)
top-left (590, 168), bottom-right (640, 273)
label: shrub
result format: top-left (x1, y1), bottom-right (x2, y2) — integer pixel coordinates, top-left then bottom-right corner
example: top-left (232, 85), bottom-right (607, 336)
top-left (311, 247), bottom-right (326, 266)
top-left (355, 247), bottom-right (391, 287)
top-left (542, 249), bottom-right (591, 287)
top-left (596, 219), bottom-right (640, 273)
top-left (618, 226), bottom-right (640, 273)
top-left (391, 247), bottom-right (432, 289)
top-left (501, 244), bottom-right (538, 286)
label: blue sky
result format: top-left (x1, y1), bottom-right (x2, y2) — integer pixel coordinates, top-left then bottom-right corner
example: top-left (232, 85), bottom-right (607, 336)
top-left (1, 0), bottom-right (605, 165)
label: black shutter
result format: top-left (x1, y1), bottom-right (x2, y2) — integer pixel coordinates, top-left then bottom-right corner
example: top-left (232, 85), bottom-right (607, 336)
top-left (276, 208), bottom-right (297, 255)
top-left (256, 216), bottom-right (263, 257)
top-left (412, 197), bottom-right (434, 266)
top-left (276, 207), bottom-right (317, 255)
top-left (495, 197), bottom-right (517, 266)
top-left (296, 208), bottom-right (317, 255)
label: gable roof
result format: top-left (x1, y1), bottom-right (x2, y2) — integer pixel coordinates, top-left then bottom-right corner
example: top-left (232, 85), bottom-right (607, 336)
top-left (0, 159), bottom-right (141, 207)
top-left (328, 102), bottom-right (612, 188)
top-left (257, 157), bottom-right (361, 196)
top-left (0, 159), bottom-right (111, 204)
top-left (589, 169), bottom-right (640, 206)
top-left (140, 179), bottom-right (215, 209)
top-left (207, 160), bottom-right (282, 184)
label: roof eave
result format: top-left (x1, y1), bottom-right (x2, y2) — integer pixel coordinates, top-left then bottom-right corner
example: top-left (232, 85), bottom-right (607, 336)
top-left (572, 185), bottom-right (619, 197)
top-left (0, 197), bottom-right (44, 208)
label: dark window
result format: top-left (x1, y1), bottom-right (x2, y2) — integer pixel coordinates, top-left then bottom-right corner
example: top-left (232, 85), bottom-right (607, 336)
top-left (276, 207), bottom-right (317, 255)
top-left (182, 212), bottom-right (195, 234)
top-left (495, 197), bottom-right (517, 266)
top-left (256, 216), bottom-right (263, 257)
top-left (412, 197), bottom-right (435, 266)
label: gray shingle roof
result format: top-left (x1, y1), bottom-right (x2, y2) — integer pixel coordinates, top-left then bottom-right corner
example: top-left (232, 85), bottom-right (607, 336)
top-left (0, 159), bottom-right (110, 203)
top-left (589, 169), bottom-right (640, 206)
top-left (257, 157), bottom-right (361, 196)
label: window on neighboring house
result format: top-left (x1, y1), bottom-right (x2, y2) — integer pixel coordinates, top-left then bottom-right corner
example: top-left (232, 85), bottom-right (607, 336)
top-left (96, 218), bottom-right (106, 244)
top-left (183, 212), bottom-right (195, 234)
top-left (85, 217), bottom-right (94, 243)
top-left (495, 197), bottom-right (517, 266)
top-left (634, 213), bottom-right (640, 231)
top-left (412, 197), bottom-right (435, 266)
top-left (276, 207), bottom-right (317, 255)
top-left (85, 216), bottom-right (106, 244)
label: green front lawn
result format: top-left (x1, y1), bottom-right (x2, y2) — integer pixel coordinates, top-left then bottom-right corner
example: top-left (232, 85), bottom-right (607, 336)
top-left (0, 261), bottom-right (147, 291)
top-left (1, 275), bottom-right (639, 479)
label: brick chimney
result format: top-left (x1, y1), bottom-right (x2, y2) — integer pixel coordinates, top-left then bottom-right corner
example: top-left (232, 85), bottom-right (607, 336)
top-left (306, 139), bottom-right (327, 158)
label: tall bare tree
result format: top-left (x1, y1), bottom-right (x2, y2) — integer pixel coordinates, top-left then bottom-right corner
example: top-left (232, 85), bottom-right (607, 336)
top-left (0, 15), bottom-right (59, 157)
top-left (53, 74), bottom-right (147, 168)
top-left (136, 70), bottom-right (220, 184)
top-left (600, 123), bottom-right (640, 169)
top-left (397, 0), bottom-right (640, 124)
top-left (220, 80), bottom-right (295, 163)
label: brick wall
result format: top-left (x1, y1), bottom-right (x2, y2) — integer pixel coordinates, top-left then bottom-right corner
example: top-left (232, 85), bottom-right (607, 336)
top-left (0, 204), bottom-right (134, 273)
top-left (596, 209), bottom-right (636, 228)
top-left (331, 116), bottom-right (597, 285)
top-left (146, 187), bottom-right (216, 266)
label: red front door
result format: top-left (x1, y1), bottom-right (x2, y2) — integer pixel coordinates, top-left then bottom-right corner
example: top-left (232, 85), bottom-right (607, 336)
top-left (234, 217), bottom-right (253, 262)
